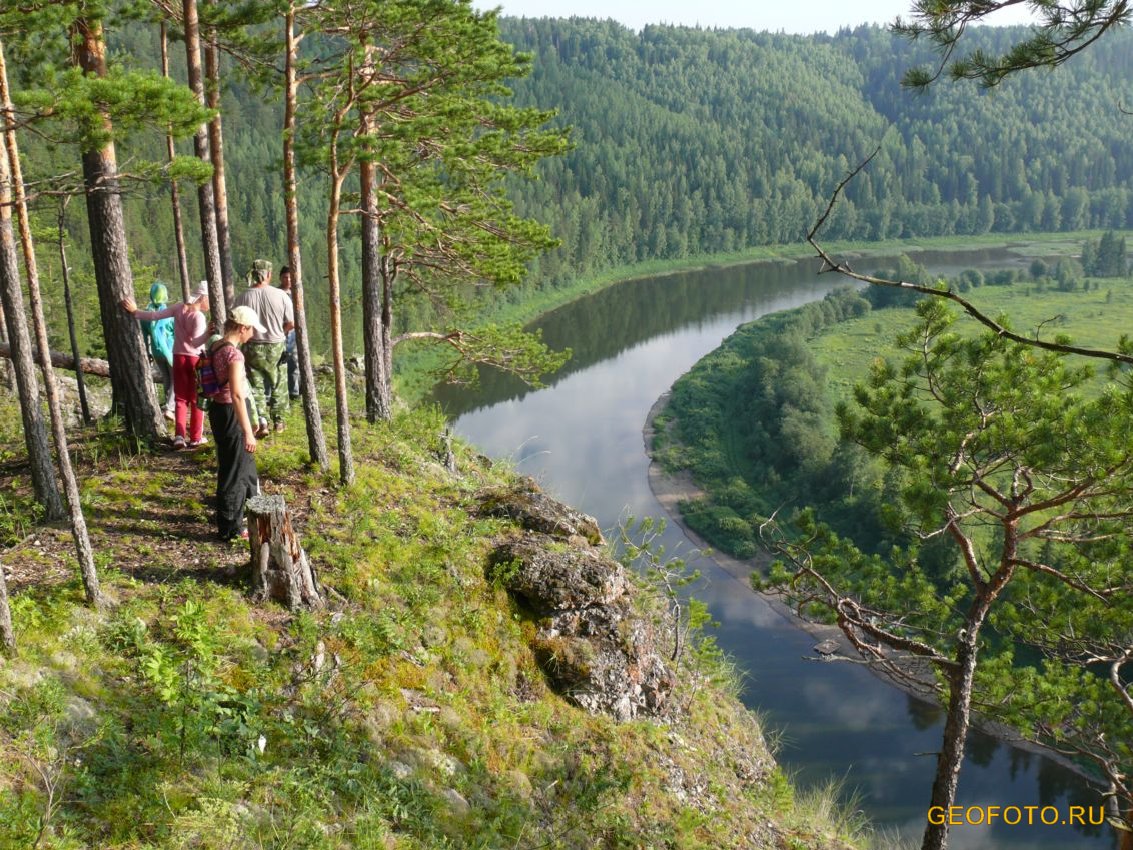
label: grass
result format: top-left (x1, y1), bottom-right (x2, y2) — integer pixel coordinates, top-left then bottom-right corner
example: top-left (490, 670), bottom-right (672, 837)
top-left (0, 391), bottom-right (872, 850)
top-left (813, 275), bottom-right (1133, 400)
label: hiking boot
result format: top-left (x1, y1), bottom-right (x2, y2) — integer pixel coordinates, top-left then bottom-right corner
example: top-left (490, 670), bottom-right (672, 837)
top-left (255, 421), bottom-right (270, 439)
top-left (172, 435), bottom-right (187, 450)
top-left (273, 421), bottom-right (286, 433)
top-left (188, 437), bottom-right (209, 449)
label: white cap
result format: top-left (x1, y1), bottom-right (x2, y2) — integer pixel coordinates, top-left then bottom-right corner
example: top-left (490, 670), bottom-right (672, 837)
top-left (189, 281), bottom-right (209, 303)
top-left (230, 305), bottom-right (267, 334)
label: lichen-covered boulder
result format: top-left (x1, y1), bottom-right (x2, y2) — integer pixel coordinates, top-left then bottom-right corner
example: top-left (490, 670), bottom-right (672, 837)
top-left (534, 601), bottom-right (675, 721)
top-left (488, 535), bottom-right (627, 613)
top-left (488, 529), bottom-right (675, 721)
top-left (479, 479), bottom-right (604, 546)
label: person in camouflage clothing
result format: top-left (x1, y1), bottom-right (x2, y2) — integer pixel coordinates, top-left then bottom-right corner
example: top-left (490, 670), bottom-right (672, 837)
top-left (232, 259), bottom-right (294, 435)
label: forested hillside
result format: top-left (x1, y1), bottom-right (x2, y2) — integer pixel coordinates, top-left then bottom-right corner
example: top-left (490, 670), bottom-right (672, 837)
top-left (23, 19), bottom-right (1133, 358)
top-left (500, 20), bottom-right (1133, 284)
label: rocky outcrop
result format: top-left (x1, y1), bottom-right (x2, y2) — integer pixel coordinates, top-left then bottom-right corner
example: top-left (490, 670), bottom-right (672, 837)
top-left (483, 480), bottom-right (674, 721)
top-left (480, 479), bottom-right (604, 546)
top-left (55, 374), bottom-right (110, 428)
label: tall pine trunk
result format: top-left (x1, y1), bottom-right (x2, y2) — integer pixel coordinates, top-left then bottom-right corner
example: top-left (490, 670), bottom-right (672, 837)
top-left (360, 158), bottom-right (391, 422)
top-left (204, 22), bottom-right (234, 299)
top-left (182, 0), bottom-right (226, 322)
top-left (0, 84), bottom-right (61, 519)
top-left (283, 8), bottom-right (328, 470)
top-left (326, 133), bottom-right (354, 486)
top-left (57, 199), bottom-right (91, 425)
top-left (358, 42), bottom-right (392, 424)
top-left (0, 43), bottom-right (104, 609)
top-left (72, 19), bottom-right (165, 444)
top-left (161, 22), bottom-right (193, 302)
top-left (921, 553), bottom-right (1015, 850)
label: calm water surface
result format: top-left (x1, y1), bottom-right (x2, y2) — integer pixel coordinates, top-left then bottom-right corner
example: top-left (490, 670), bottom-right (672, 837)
top-left (434, 249), bottom-right (1113, 849)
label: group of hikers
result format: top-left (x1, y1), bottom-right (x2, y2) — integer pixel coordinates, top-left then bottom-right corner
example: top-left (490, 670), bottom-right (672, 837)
top-left (121, 260), bottom-right (299, 542)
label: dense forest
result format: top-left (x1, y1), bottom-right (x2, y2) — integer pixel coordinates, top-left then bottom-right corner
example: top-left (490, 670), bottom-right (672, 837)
top-left (501, 20), bottom-right (1133, 281)
top-left (22, 20), bottom-right (1133, 358)
top-left (4, 4), bottom-right (1132, 848)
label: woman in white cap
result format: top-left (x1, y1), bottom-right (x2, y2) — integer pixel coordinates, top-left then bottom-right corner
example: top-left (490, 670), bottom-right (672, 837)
top-left (206, 305), bottom-right (264, 541)
top-left (122, 281), bottom-right (211, 449)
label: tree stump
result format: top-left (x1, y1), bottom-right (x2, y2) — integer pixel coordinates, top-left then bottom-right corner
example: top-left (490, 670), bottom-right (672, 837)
top-left (246, 494), bottom-right (322, 610)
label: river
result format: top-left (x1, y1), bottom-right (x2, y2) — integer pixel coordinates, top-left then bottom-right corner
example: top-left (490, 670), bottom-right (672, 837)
top-left (432, 248), bottom-right (1114, 849)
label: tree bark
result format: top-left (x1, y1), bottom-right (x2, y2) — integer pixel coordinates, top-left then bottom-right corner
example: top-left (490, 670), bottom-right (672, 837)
top-left (0, 35), bottom-right (62, 517)
top-left (56, 200), bottom-right (91, 425)
top-left (360, 157), bottom-right (392, 422)
top-left (204, 23), bottom-right (234, 301)
top-left (0, 342), bottom-right (160, 380)
top-left (182, 0), bottom-right (226, 323)
top-left (0, 119), bottom-right (62, 519)
top-left (921, 551), bottom-right (1015, 850)
top-left (381, 257), bottom-right (394, 400)
top-left (246, 494), bottom-right (322, 610)
top-left (0, 557), bottom-right (13, 655)
top-left (160, 21), bottom-right (193, 303)
top-left (0, 247), bottom-right (9, 389)
top-left (72, 18), bottom-right (165, 445)
top-left (326, 136), bottom-right (355, 485)
top-left (0, 42), bottom-right (104, 609)
top-left (283, 8), bottom-right (328, 471)
top-left (921, 638), bottom-right (979, 850)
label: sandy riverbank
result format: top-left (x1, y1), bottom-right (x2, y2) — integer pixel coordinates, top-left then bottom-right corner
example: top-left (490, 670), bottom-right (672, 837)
top-left (641, 391), bottom-right (890, 673)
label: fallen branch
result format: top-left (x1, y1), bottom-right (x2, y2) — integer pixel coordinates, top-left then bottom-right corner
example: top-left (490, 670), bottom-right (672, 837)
top-left (0, 342), bottom-right (161, 380)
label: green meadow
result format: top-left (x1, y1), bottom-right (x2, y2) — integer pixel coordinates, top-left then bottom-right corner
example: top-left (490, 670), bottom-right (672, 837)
top-left (813, 274), bottom-right (1133, 400)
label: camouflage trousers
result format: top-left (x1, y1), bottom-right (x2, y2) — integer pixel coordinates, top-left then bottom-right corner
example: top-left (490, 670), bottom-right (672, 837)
top-left (243, 341), bottom-right (288, 426)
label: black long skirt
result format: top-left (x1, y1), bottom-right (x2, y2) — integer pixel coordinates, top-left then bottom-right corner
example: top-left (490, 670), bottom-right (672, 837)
top-left (207, 400), bottom-right (259, 540)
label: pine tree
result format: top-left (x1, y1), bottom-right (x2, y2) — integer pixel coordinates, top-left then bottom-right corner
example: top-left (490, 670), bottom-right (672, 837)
top-left (2, 2), bottom-right (212, 442)
top-left (303, 0), bottom-right (569, 424)
top-left (0, 58), bottom-right (62, 519)
top-left (179, 0), bottom-right (227, 321)
top-left (0, 40), bottom-right (104, 609)
top-left (72, 14), bottom-right (167, 443)
top-left (897, 1), bottom-right (1132, 89)
top-left (282, 3), bottom-right (329, 471)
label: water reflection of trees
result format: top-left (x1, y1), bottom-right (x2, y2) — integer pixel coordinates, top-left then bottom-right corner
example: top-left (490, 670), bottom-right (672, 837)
top-left (906, 694), bottom-right (943, 731)
top-left (433, 248), bottom-right (1029, 418)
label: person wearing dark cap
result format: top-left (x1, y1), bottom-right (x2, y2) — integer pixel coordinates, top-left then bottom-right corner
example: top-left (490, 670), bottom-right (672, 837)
top-left (233, 259), bottom-right (294, 436)
top-left (206, 305), bottom-right (264, 541)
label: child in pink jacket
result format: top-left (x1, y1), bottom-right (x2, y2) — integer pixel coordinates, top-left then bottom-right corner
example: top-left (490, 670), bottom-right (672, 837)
top-left (122, 282), bottom-right (211, 448)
